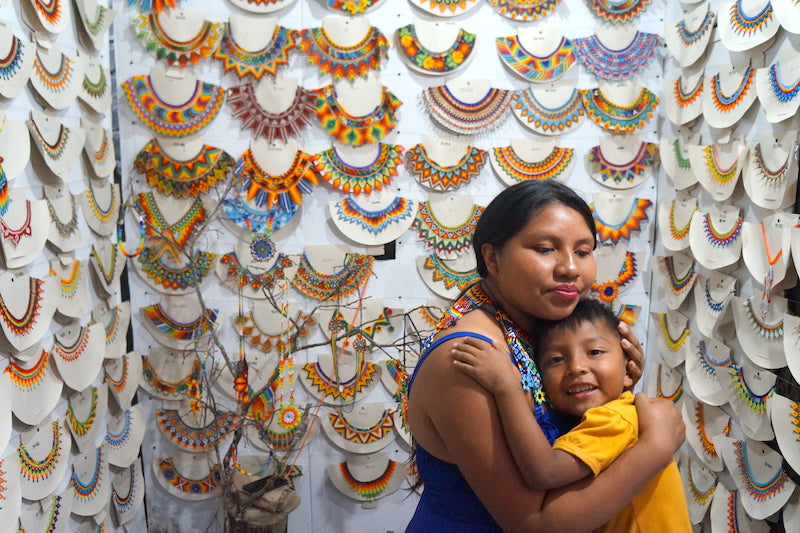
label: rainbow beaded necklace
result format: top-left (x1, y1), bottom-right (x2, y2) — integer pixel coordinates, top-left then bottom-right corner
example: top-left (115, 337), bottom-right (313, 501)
top-left (582, 86), bottom-right (659, 133)
top-left (297, 26), bottom-right (389, 81)
top-left (495, 35), bottom-right (575, 81)
top-left (413, 200), bottom-right (483, 257)
top-left (313, 143), bottom-right (403, 195)
top-left (236, 149), bottom-right (319, 210)
top-left (312, 84), bottom-right (401, 146)
top-left (492, 145), bottom-right (575, 182)
top-left (132, 13), bottom-right (221, 67)
top-left (573, 31), bottom-right (662, 81)
top-left (333, 196), bottom-right (415, 235)
top-left (512, 86), bottom-right (586, 134)
top-left (728, 0), bottom-right (773, 37)
top-left (406, 144), bottom-right (487, 191)
top-left (588, 141), bottom-right (658, 185)
top-left (214, 24), bottom-right (297, 79)
top-left (338, 460), bottom-right (397, 500)
top-left (488, 0), bottom-right (561, 20)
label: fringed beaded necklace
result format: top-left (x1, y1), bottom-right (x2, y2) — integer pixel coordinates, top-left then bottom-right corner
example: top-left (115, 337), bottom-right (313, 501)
top-left (222, 194), bottom-right (298, 234)
top-left (591, 197), bottom-right (652, 245)
top-left (733, 440), bottom-right (789, 501)
top-left (105, 409), bottom-right (132, 449)
top-left (235, 149), bottom-right (319, 211)
top-left (82, 65), bottom-right (107, 100)
top-left (132, 13), bottom-right (221, 67)
top-left (291, 252), bottom-right (373, 301)
top-left (422, 254), bottom-right (480, 292)
top-left (768, 61), bottom-right (800, 103)
top-left (420, 85), bottom-right (513, 135)
top-left (413, 200), bottom-right (483, 257)
top-left (743, 297), bottom-right (783, 340)
top-left (512, 86), bottom-right (585, 134)
top-left (488, 0), bottom-right (561, 20)
top-left (0, 34), bottom-right (25, 81)
top-left (675, 9), bottom-right (716, 45)
top-left (314, 143), bottom-right (403, 195)
top-left (135, 192), bottom-right (206, 262)
top-left (492, 145), bottom-right (574, 182)
top-left (214, 23), bottom-right (297, 79)
top-left (696, 340), bottom-right (731, 377)
top-left (673, 138), bottom-right (692, 170)
top-left (668, 199), bottom-right (697, 242)
top-left (327, 409), bottom-right (395, 444)
top-left (302, 358), bottom-right (378, 401)
top-left (406, 144), bottom-right (487, 191)
top-left (5, 349), bottom-right (49, 390)
top-left (52, 326), bottom-right (91, 363)
top-left (66, 387), bottom-right (99, 437)
top-left (686, 458), bottom-right (717, 505)
top-left (142, 303), bottom-right (218, 341)
top-left (709, 65), bottom-right (755, 114)
top-left (702, 213), bottom-right (742, 248)
top-left (297, 26), bottom-right (390, 81)
top-left (312, 84), bottom-right (401, 145)
top-left (656, 313), bottom-right (690, 353)
top-left (694, 402), bottom-right (723, 459)
top-left (30, 120), bottom-right (70, 162)
top-left (0, 277), bottom-right (44, 337)
top-left (32, 0), bottom-right (62, 24)
top-left (703, 278), bottom-right (734, 317)
top-left (582, 86), bottom-right (659, 133)
top-left (728, 365), bottom-right (774, 414)
top-left (751, 143), bottom-right (790, 187)
top-left (142, 355), bottom-right (202, 398)
top-left (573, 32), bottom-right (662, 81)
top-left (71, 445), bottom-right (105, 503)
top-left (156, 408), bottom-right (238, 451)
top-left (674, 74), bottom-right (704, 108)
top-left (18, 420), bottom-right (62, 483)
top-left (656, 364), bottom-right (683, 403)
top-left (32, 50), bottom-right (72, 94)
top-left (657, 255), bottom-right (697, 297)
top-left (728, 0), bottom-right (773, 37)
top-left (1, 200), bottom-right (33, 246)
top-left (590, 0), bottom-right (652, 24)
top-left (327, 0), bottom-right (382, 13)
top-left (227, 84), bottom-right (316, 142)
top-left (338, 460), bottom-right (397, 500)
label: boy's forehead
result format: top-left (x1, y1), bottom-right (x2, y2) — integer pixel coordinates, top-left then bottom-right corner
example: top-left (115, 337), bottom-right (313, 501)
top-left (538, 319), bottom-right (621, 349)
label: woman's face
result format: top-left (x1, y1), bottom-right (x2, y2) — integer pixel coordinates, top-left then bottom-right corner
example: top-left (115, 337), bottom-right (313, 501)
top-left (482, 203), bottom-right (596, 325)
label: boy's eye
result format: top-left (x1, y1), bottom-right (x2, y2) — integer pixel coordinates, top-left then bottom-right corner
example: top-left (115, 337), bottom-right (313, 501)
top-left (588, 349), bottom-right (604, 357)
top-left (543, 355), bottom-right (564, 366)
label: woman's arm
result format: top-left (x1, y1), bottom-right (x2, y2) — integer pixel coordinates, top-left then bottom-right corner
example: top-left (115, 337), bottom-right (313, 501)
top-left (618, 321), bottom-right (645, 386)
top-left (451, 336), bottom-right (591, 489)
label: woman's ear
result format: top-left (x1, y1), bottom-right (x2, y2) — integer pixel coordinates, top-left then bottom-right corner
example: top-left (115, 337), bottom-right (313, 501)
top-left (623, 361), bottom-right (635, 390)
top-left (482, 242), bottom-right (498, 277)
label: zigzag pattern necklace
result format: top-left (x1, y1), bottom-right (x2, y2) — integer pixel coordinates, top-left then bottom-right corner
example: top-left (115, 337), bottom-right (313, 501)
top-left (492, 145), bottom-right (574, 182)
top-left (157, 458), bottom-right (221, 496)
top-left (292, 252), bottom-right (373, 300)
top-left (18, 420), bottom-right (62, 483)
top-left (710, 66), bottom-right (755, 113)
top-left (696, 340), bottom-right (731, 377)
top-left (686, 458), bottom-right (716, 504)
top-left (743, 297), bottom-right (783, 340)
top-left (5, 348), bottom-right (49, 389)
top-left (142, 355), bottom-right (202, 398)
top-left (121, 75), bottom-right (225, 138)
top-left (488, 0), bottom-right (561, 20)
top-left (134, 139), bottom-right (234, 199)
top-left (297, 26), bottom-right (390, 81)
top-left (143, 303), bottom-right (218, 340)
top-left (675, 9), bottom-right (716, 45)
top-left (768, 61), bottom-right (800, 103)
top-left (72, 445), bottom-right (104, 503)
top-left (156, 408), bottom-right (239, 451)
top-left (422, 254), bottom-right (480, 292)
top-left (132, 13), bottom-right (221, 67)
top-left (338, 460), bottom-right (397, 500)
top-left (421, 85), bottom-right (513, 135)
top-left (327, 409), bottom-right (395, 444)
top-left (220, 251), bottom-right (294, 292)
top-left (694, 402), bottom-right (722, 459)
top-left (235, 306), bottom-right (314, 353)
top-left (1, 200), bottom-right (32, 245)
top-left (495, 35), bottom-right (575, 81)
top-left (751, 143), bottom-right (790, 187)
top-left (733, 440), bottom-right (788, 501)
top-left (406, 144), bottom-right (487, 191)
top-left (656, 364), bottom-right (683, 402)
top-left (728, 365), bottom-right (774, 413)
top-left (512, 86), bottom-right (585, 134)
top-left (657, 255), bottom-right (697, 296)
top-left (137, 247), bottom-right (216, 291)
top-left (702, 213), bottom-right (742, 248)
top-left (313, 143), bottom-right (403, 195)
top-left (668, 199), bottom-right (697, 242)
top-left (227, 83), bottom-right (316, 143)
top-left (729, 0), bottom-right (773, 37)
top-left (396, 24), bottom-right (476, 75)
top-left (656, 313), bottom-right (690, 353)
top-left (592, 251), bottom-right (637, 303)
top-left (573, 31), bottom-right (661, 81)
top-left (32, 0), bottom-right (62, 25)
top-left (703, 278), bottom-right (734, 317)
top-left (32, 50), bottom-right (73, 94)
top-left (333, 196), bottom-right (415, 235)
top-left (588, 141), bottom-right (658, 184)
top-left (582, 86), bottom-right (659, 133)
top-left (313, 84), bottom-right (401, 145)
top-left (66, 387), bottom-right (98, 437)
top-left (222, 194), bottom-right (298, 234)
top-left (0, 34), bottom-right (25, 81)
top-left (413, 201), bottom-right (483, 257)
top-left (591, 197), bottom-right (651, 244)
top-left (236, 149), bottom-right (319, 210)
top-left (136, 192), bottom-right (206, 262)
top-left (591, 0), bottom-right (651, 23)
top-left (303, 358), bottom-right (378, 401)
top-left (214, 23), bottom-right (297, 79)
top-left (0, 277), bottom-right (43, 337)
top-left (46, 195), bottom-right (78, 239)
top-left (674, 74), bottom-right (704, 108)
top-left (52, 326), bottom-right (90, 363)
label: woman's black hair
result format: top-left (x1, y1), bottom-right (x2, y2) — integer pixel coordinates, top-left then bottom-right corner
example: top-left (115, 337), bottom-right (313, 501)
top-left (473, 180), bottom-right (596, 277)
top-left (531, 297), bottom-right (620, 357)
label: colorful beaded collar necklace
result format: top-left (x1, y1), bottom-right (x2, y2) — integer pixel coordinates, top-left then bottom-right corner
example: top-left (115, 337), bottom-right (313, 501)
top-left (495, 35), bottom-right (575, 82)
top-left (703, 145), bottom-right (739, 184)
top-left (303, 359), bottom-right (378, 401)
top-left (488, 0), bottom-right (561, 20)
top-left (129, 0), bottom-right (177, 13)
top-left (592, 251), bottom-right (637, 303)
top-left (406, 144), bottom-right (487, 191)
top-left (220, 251), bottom-right (294, 293)
top-left (312, 84), bottom-right (401, 145)
top-left (413, 0), bottom-right (479, 14)
top-left (313, 143), bottom-right (403, 195)
top-left (675, 9), bottom-right (716, 45)
top-left (53, 325), bottom-right (91, 363)
top-left (733, 440), bottom-right (788, 501)
top-left (422, 254), bottom-right (480, 292)
top-left (82, 4), bottom-right (109, 37)
top-left (292, 252), bottom-right (373, 300)
top-left (235, 306), bottom-right (314, 353)
top-left (591, 0), bottom-right (651, 23)
top-left (729, 365), bottom-right (774, 413)
top-left (142, 356), bottom-right (202, 398)
top-left (134, 139), bottom-right (234, 199)
top-left (582, 86), bottom-right (659, 133)
top-left (227, 84), bottom-right (316, 143)
top-left (397, 24), bottom-right (476, 75)
top-left (1, 200), bottom-right (32, 245)
top-left (413, 201), bottom-right (483, 257)
top-left (132, 13), bottom-right (221, 67)
top-left (333, 196), bottom-right (415, 235)
top-left (236, 149), bottom-right (319, 210)
top-left (328, 409), bottom-right (395, 445)
top-left (512, 87), bottom-right (586, 134)
top-left (0, 34), bottom-right (25, 81)
top-left (222, 194), bottom-right (298, 234)
top-left (421, 85), bottom-right (513, 135)
top-left (45, 195), bottom-right (78, 239)
top-left (32, 0), bottom-right (62, 27)
top-left (696, 340), bottom-right (731, 376)
top-left (703, 278), bottom-right (734, 317)
top-left (66, 387), bottom-right (98, 437)
top-left (591, 197), bottom-right (652, 245)
top-left (589, 141), bottom-right (658, 185)
top-left (0, 277), bottom-right (44, 338)
top-left (136, 192), bottom-right (206, 262)
top-left (72, 445), bottom-right (104, 503)
top-left (156, 408), bottom-right (239, 451)
top-left (327, 0), bottom-right (382, 13)
top-left (752, 143), bottom-right (790, 186)
top-left (710, 66), bottom-right (755, 113)
top-left (121, 75), bottom-right (225, 138)
top-left (18, 420), bottom-right (62, 483)
top-left (729, 0), bottom-right (774, 37)
top-left (573, 32), bottom-right (662, 81)
top-left (82, 65), bottom-right (107, 100)
top-left (668, 199), bottom-right (697, 242)
top-left (5, 348), bottom-right (49, 389)
top-left (674, 74), bottom-right (704, 108)
top-left (297, 26), bottom-right (389, 81)
top-left (492, 145), bottom-right (574, 182)
top-left (338, 460), bottom-right (397, 500)
top-left (658, 256), bottom-right (697, 296)
top-left (214, 24), bottom-right (297, 79)
top-left (656, 313), bottom-right (690, 352)
top-left (157, 458), bottom-right (221, 497)
top-left (31, 119), bottom-right (70, 162)
top-left (686, 458), bottom-right (716, 505)
top-left (656, 364), bottom-right (683, 402)
top-left (743, 297), bottom-right (783, 340)
top-left (768, 61), bottom-right (800, 103)
top-left (702, 213), bottom-right (742, 248)
top-left (143, 303), bottom-right (218, 340)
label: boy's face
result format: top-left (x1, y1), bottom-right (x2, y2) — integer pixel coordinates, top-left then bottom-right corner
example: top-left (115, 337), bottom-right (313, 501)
top-left (537, 320), bottom-right (633, 418)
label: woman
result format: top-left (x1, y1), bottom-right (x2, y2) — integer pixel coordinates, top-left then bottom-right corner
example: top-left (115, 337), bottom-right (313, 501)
top-left (406, 181), bottom-right (685, 532)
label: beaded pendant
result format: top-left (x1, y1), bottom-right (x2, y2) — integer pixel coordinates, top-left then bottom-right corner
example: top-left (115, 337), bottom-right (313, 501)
top-left (495, 35), bottom-right (575, 82)
top-left (235, 149), bottom-right (319, 210)
top-left (488, 0), bottom-right (561, 20)
top-left (292, 252), bottom-right (374, 301)
top-left (709, 65), bottom-right (755, 113)
top-left (589, 141), bottom-right (659, 185)
top-left (405, 143), bottom-right (487, 191)
top-left (492, 145), bottom-right (575, 182)
top-left (214, 23), bottom-right (297, 79)
top-left (420, 85), bottom-right (513, 135)
top-left (121, 75), bottom-right (225, 138)
top-left (156, 408), bottom-right (239, 452)
top-left (312, 84), bottom-right (401, 146)
top-left (573, 32), bottom-right (662, 81)
top-left (592, 251), bottom-right (638, 303)
top-left (313, 143), bottom-right (403, 195)
top-left (590, 0), bottom-right (652, 23)
top-left (134, 139), bottom-right (233, 199)
top-left (297, 26), bottom-right (389, 81)
top-left (132, 13), bottom-right (222, 67)
top-left (512, 86), bottom-right (586, 134)
top-left (227, 83), bottom-right (316, 142)
top-left (767, 61), bottom-right (800, 103)
top-left (582, 86), bottom-right (659, 133)
top-left (396, 24), bottom-right (476, 75)
top-left (591, 197), bottom-right (652, 245)
top-left (413, 201), bottom-right (483, 257)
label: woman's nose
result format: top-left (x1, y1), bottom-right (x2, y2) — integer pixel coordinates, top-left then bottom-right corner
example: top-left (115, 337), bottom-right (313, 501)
top-left (555, 252), bottom-right (579, 277)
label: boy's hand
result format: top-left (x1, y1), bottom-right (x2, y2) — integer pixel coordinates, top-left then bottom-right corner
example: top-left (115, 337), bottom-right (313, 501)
top-left (450, 336), bottom-right (521, 395)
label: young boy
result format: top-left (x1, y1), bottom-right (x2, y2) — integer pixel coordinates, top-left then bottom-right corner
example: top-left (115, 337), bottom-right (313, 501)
top-left (451, 297), bottom-right (691, 533)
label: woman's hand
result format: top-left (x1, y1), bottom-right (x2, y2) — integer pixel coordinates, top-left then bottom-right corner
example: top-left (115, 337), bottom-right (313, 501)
top-left (618, 322), bottom-right (645, 387)
top-left (634, 393), bottom-right (685, 465)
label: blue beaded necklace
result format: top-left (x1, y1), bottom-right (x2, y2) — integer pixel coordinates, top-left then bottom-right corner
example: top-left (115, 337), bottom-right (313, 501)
top-left (676, 10), bottom-right (716, 45)
top-left (696, 340), bottom-right (731, 376)
top-left (729, 0), bottom-right (773, 37)
top-left (768, 62), bottom-right (800, 103)
top-left (334, 196), bottom-right (414, 235)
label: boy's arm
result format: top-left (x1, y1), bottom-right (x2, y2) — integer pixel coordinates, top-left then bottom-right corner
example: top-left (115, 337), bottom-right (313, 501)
top-left (451, 336), bottom-right (592, 490)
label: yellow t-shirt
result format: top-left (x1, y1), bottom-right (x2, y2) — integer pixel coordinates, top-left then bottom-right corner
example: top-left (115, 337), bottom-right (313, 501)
top-left (552, 391), bottom-right (691, 533)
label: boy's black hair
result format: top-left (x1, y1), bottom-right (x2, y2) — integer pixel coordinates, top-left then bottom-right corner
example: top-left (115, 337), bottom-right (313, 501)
top-left (531, 298), bottom-right (620, 358)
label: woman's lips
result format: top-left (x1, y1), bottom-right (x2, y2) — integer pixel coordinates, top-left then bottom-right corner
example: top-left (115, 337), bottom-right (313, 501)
top-left (552, 285), bottom-right (579, 299)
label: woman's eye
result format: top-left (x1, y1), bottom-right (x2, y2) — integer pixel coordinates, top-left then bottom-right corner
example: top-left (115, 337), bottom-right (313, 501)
top-left (534, 246), bottom-right (554, 253)
top-left (576, 250), bottom-right (592, 257)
